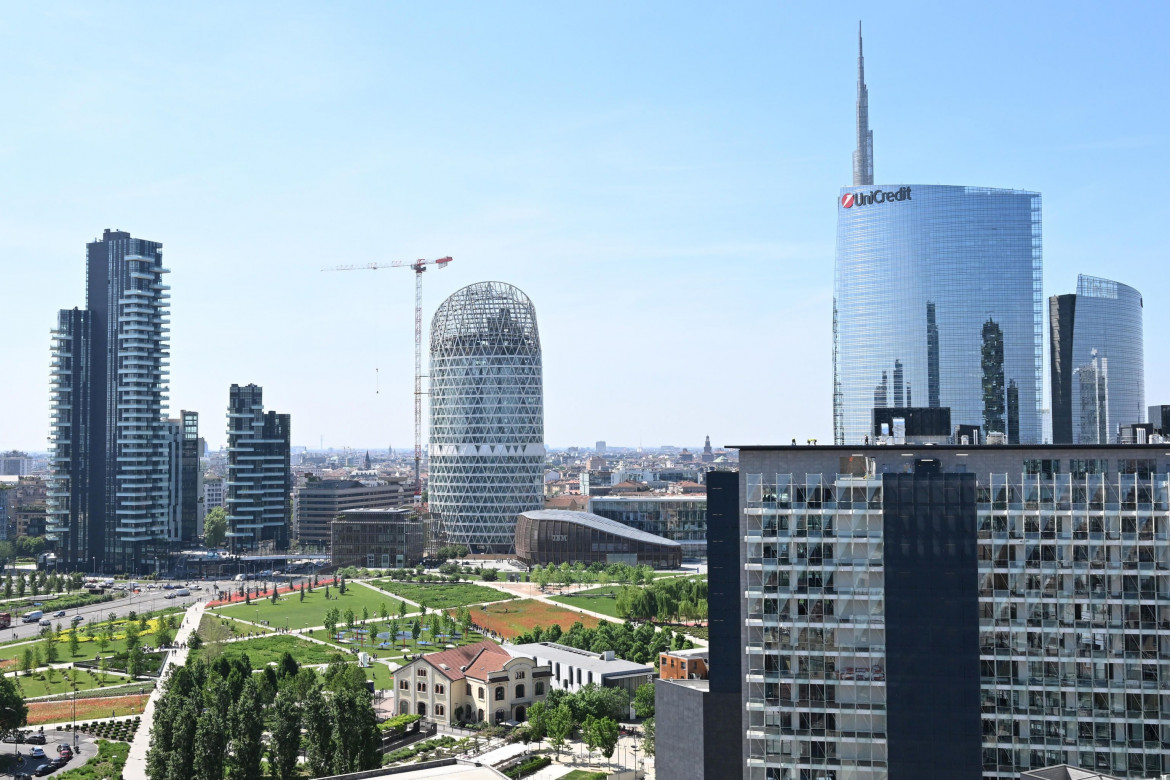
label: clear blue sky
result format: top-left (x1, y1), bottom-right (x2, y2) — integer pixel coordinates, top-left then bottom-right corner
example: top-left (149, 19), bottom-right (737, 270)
top-left (2, 2), bottom-right (1167, 451)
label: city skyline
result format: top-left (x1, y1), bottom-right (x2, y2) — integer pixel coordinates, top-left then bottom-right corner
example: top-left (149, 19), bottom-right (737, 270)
top-left (2, 5), bottom-right (1169, 452)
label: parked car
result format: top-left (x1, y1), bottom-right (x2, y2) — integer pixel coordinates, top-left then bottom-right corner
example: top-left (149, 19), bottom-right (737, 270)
top-left (3, 731), bottom-right (25, 743)
top-left (49, 757), bottom-right (68, 768)
top-left (26, 733), bottom-right (46, 745)
top-left (56, 744), bottom-right (72, 758)
top-left (33, 763), bottom-right (55, 776)
top-left (163, 593), bottom-right (176, 600)
top-left (30, 747), bottom-right (45, 758)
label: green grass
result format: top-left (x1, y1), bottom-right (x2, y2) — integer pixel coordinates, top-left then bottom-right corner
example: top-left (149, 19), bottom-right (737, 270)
top-left (12, 665), bottom-right (139, 698)
top-left (302, 624), bottom-right (484, 665)
top-left (52, 739), bottom-right (129, 780)
top-left (213, 586), bottom-right (407, 630)
top-left (189, 633), bottom-right (349, 668)
top-left (550, 588), bottom-right (622, 618)
top-left (560, 772), bottom-right (608, 780)
top-left (367, 580), bottom-right (513, 609)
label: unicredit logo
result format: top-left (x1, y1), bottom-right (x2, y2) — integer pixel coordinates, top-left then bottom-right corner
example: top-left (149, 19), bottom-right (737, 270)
top-left (841, 186), bottom-right (912, 208)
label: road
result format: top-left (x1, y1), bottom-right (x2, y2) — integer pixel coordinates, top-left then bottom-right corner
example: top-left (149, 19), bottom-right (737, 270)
top-left (0, 578), bottom-right (267, 642)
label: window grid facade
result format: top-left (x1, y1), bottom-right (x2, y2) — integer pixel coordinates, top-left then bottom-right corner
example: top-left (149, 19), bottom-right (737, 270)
top-left (743, 464), bottom-right (1170, 779)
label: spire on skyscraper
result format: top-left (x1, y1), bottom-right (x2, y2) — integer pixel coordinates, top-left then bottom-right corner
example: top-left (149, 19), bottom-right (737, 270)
top-left (853, 21), bottom-right (874, 186)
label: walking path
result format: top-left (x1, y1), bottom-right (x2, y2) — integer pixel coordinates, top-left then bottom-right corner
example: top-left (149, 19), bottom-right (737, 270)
top-left (121, 599), bottom-right (204, 780)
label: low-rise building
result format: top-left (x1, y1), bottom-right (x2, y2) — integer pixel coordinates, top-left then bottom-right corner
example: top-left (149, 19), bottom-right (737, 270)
top-left (296, 478), bottom-right (409, 551)
top-left (510, 641), bottom-right (654, 698)
top-left (330, 507), bottom-right (424, 570)
top-left (587, 495), bottom-right (708, 560)
top-left (658, 647), bottom-right (708, 681)
top-left (391, 639), bottom-right (551, 725)
top-left (514, 509), bottom-right (682, 569)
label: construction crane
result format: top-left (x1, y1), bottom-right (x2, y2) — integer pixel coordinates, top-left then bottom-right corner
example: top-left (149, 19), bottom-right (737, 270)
top-left (322, 257), bottom-right (453, 504)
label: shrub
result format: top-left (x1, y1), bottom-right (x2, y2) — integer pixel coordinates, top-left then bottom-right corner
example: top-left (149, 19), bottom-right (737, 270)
top-left (504, 756), bottom-right (552, 778)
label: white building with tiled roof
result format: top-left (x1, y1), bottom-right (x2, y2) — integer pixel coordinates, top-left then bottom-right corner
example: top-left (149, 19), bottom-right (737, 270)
top-left (391, 639), bottom-right (552, 726)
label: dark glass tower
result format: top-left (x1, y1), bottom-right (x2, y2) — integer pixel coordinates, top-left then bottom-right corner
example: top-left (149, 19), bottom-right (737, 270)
top-left (225, 384), bottom-right (291, 552)
top-left (47, 230), bottom-right (171, 573)
top-left (1049, 275), bottom-right (1144, 443)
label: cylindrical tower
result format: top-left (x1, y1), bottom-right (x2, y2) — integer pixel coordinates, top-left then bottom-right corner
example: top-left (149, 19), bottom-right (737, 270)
top-left (428, 282), bottom-right (544, 552)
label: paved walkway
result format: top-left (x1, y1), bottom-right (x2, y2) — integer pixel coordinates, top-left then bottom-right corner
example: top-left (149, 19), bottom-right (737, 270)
top-left (122, 599), bottom-right (204, 780)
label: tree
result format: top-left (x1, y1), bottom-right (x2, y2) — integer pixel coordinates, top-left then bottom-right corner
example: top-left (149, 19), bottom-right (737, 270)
top-left (398, 600), bottom-right (407, 620)
top-left (361, 606), bottom-right (369, 624)
top-left (156, 625), bottom-right (174, 649)
top-left (379, 602), bottom-right (389, 621)
top-left (299, 583), bottom-right (305, 602)
top-left (633, 682), bottom-right (655, 719)
top-left (69, 628), bottom-right (80, 658)
top-left (525, 701), bottom-right (548, 743)
top-left (0, 673), bottom-right (26, 740)
top-left (204, 507), bottom-right (228, 548)
top-left (227, 677), bottom-right (264, 780)
top-left (480, 568), bottom-right (498, 582)
top-left (344, 609), bottom-right (356, 636)
top-left (277, 651), bottom-right (299, 681)
top-left (582, 715), bottom-right (600, 764)
top-left (323, 608), bottom-right (339, 640)
top-left (20, 648), bottom-right (32, 677)
top-left (329, 686), bottom-right (380, 773)
top-left (268, 691), bottom-right (301, 780)
top-left (302, 686), bottom-right (333, 779)
top-left (593, 716), bottom-right (619, 761)
top-left (338, 576), bottom-right (346, 595)
top-left (43, 637), bottom-right (58, 665)
top-left (3, 575), bottom-right (10, 599)
top-left (270, 587), bottom-right (278, 605)
top-left (411, 619), bottom-right (422, 643)
top-left (545, 702), bottom-right (573, 755)
top-left (642, 717), bottom-right (655, 757)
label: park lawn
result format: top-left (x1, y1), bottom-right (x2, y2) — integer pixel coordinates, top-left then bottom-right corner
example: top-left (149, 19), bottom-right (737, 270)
top-left (191, 634), bottom-right (348, 668)
top-left (52, 740), bottom-right (130, 780)
top-left (456, 600), bottom-right (602, 640)
top-left (11, 666), bottom-right (137, 699)
top-left (27, 694), bottom-right (149, 725)
top-left (550, 588), bottom-right (622, 618)
top-left (560, 772), bottom-right (608, 780)
top-left (365, 662), bottom-right (395, 690)
top-left (367, 581), bottom-right (513, 610)
top-left (0, 616), bottom-right (184, 667)
top-left (303, 624), bottom-right (485, 665)
top-left (213, 586), bottom-right (406, 630)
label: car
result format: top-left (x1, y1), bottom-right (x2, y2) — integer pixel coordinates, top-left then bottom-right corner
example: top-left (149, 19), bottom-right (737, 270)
top-left (162, 584), bottom-right (174, 590)
top-left (30, 747), bottom-right (45, 758)
top-left (25, 734), bottom-right (46, 745)
top-left (38, 619), bottom-right (51, 628)
top-left (164, 593), bottom-right (176, 599)
top-left (50, 756), bottom-right (68, 767)
top-left (53, 611), bottom-right (65, 618)
top-left (33, 763), bottom-right (56, 776)
top-left (56, 744), bottom-right (72, 757)
top-left (3, 732), bottom-right (25, 743)
top-left (70, 616), bottom-right (83, 624)
top-left (271, 570), bottom-right (282, 577)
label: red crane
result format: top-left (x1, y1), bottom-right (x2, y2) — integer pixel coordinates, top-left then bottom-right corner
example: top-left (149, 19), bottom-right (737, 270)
top-left (323, 257), bottom-right (453, 503)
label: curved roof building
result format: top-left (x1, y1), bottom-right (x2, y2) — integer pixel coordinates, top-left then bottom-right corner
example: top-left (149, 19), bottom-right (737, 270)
top-left (515, 509), bottom-right (682, 569)
top-left (429, 282), bottom-right (544, 552)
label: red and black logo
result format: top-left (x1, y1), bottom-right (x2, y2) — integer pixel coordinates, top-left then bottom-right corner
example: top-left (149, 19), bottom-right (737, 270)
top-left (841, 186), bottom-right (912, 208)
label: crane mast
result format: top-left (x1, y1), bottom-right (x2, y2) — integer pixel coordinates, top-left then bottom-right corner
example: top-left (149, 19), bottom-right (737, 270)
top-left (322, 256), bottom-right (453, 504)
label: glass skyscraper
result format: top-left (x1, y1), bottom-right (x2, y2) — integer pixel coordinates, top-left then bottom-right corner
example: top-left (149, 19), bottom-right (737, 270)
top-left (428, 282), bottom-right (544, 553)
top-left (833, 34), bottom-right (1043, 446)
top-left (1049, 275), bottom-right (1145, 444)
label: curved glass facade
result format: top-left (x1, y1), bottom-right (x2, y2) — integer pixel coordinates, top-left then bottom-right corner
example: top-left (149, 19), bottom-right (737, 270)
top-left (833, 185), bottom-right (1043, 445)
top-left (428, 282), bottom-right (544, 552)
top-left (1069, 276), bottom-right (1144, 443)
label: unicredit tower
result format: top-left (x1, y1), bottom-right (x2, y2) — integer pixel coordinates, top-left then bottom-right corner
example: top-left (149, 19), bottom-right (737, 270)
top-left (833, 27), bottom-right (1043, 445)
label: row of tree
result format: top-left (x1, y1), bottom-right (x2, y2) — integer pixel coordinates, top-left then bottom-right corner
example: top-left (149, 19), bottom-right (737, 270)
top-left (531, 561), bottom-right (660, 587)
top-left (614, 576), bottom-right (709, 624)
top-left (147, 653), bottom-right (381, 780)
top-left (2, 569), bottom-right (86, 599)
top-left (511, 620), bottom-right (694, 666)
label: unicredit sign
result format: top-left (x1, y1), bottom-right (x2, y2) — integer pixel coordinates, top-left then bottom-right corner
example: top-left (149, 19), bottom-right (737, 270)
top-left (841, 186), bottom-right (912, 208)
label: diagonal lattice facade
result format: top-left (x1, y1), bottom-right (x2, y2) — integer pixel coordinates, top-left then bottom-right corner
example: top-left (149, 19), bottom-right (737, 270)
top-left (428, 282), bottom-right (544, 553)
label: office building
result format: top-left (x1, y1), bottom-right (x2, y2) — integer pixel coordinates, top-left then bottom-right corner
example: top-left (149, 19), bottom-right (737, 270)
top-left (655, 470), bottom-right (742, 780)
top-left (47, 230), bottom-right (172, 573)
top-left (736, 442), bottom-right (1170, 779)
top-left (1050, 276), bottom-right (1145, 444)
top-left (509, 641), bottom-right (654, 697)
top-left (514, 509), bottom-right (681, 569)
top-left (295, 478), bottom-right (409, 550)
top-left (428, 282), bottom-right (544, 553)
top-left (0, 452), bottom-right (31, 477)
top-left (162, 411), bottom-right (202, 546)
top-left (588, 495), bottom-right (709, 559)
top-left (0, 487), bottom-right (11, 541)
top-left (832, 33), bottom-right (1043, 446)
top-left (225, 384), bottom-right (290, 552)
top-left (330, 507), bottom-right (424, 570)
top-left (203, 477), bottom-right (225, 515)
top-left (596, 440), bottom-right (606, 454)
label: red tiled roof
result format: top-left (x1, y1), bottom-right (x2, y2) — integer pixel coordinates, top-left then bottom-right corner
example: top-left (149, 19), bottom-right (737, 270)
top-left (421, 640), bottom-right (510, 681)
